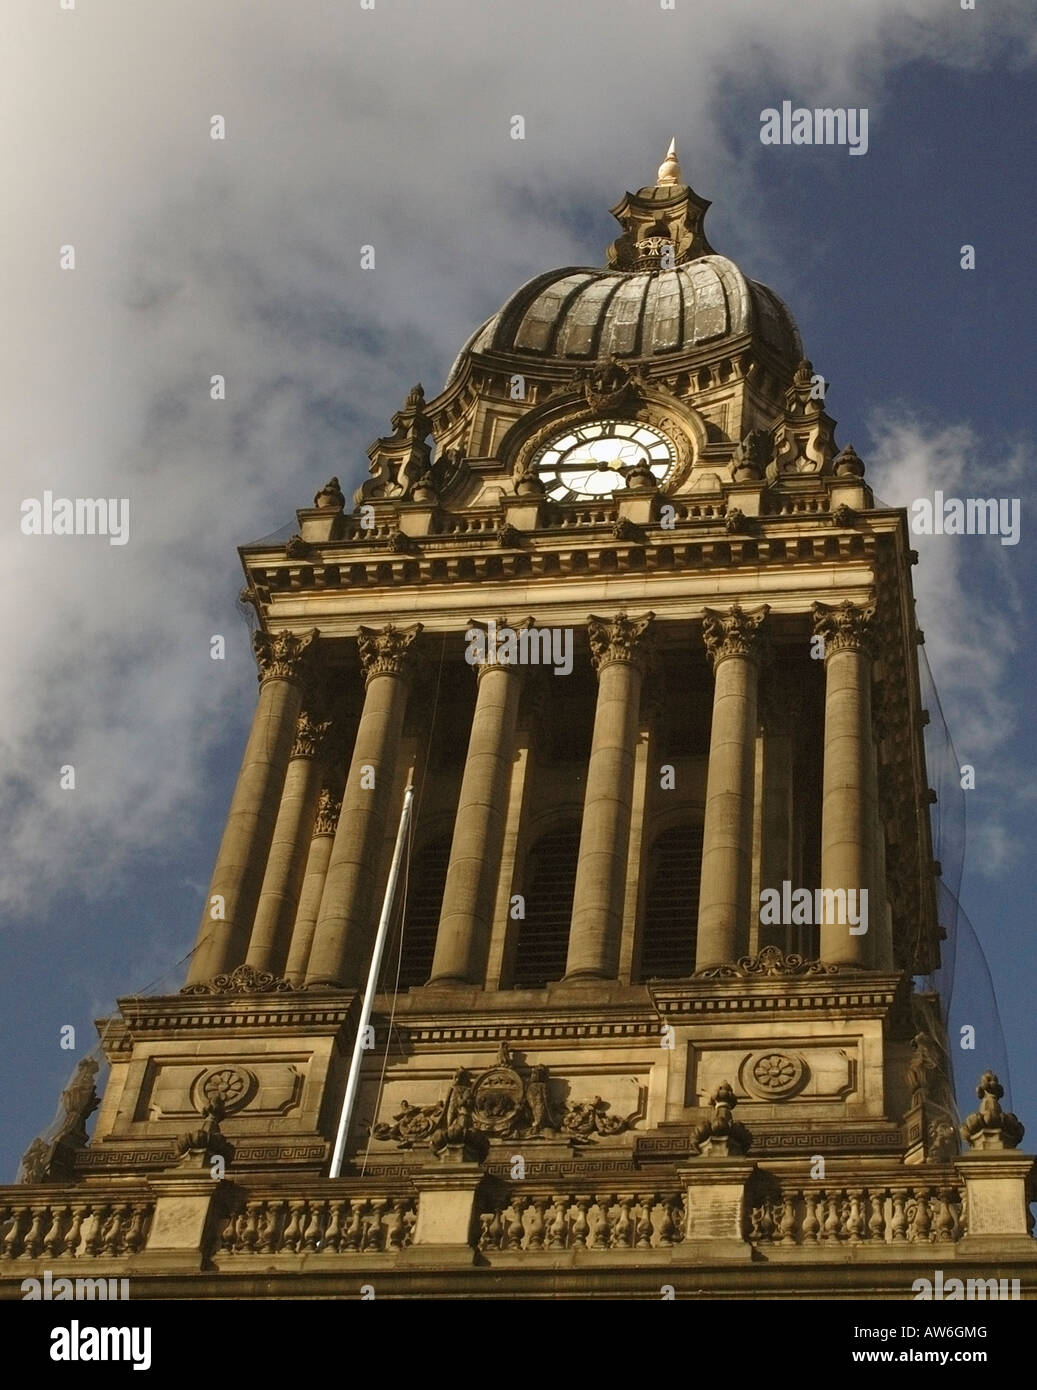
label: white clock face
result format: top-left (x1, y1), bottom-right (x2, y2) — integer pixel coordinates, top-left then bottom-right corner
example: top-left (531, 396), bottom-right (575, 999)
top-left (533, 420), bottom-right (676, 501)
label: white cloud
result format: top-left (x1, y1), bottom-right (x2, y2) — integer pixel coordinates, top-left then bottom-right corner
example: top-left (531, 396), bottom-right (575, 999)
top-left (2, 0), bottom-right (1033, 916)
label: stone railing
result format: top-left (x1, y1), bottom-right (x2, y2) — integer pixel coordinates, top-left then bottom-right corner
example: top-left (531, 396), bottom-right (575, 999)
top-left (671, 502), bottom-right (726, 521)
top-left (216, 1195), bottom-right (417, 1256)
top-left (478, 1192), bottom-right (685, 1252)
top-left (748, 1184), bottom-right (965, 1245)
top-left (0, 1198), bottom-right (152, 1260)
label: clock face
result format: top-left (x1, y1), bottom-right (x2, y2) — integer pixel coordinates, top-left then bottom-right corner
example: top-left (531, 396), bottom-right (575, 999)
top-left (532, 420), bottom-right (676, 501)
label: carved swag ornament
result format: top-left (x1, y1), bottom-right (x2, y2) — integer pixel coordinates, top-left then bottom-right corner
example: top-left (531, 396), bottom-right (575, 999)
top-left (372, 1042), bottom-right (641, 1151)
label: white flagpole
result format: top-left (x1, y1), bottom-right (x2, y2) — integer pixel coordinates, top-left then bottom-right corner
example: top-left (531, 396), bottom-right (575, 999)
top-left (328, 781), bottom-right (414, 1179)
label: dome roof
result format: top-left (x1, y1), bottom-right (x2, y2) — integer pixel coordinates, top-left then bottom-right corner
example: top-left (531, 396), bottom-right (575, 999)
top-left (446, 145), bottom-right (802, 387)
top-left (450, 257), bottom-right (801, 376)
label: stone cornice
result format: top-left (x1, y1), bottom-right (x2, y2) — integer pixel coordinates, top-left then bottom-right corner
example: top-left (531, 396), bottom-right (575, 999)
top-left (240, 516), bottom-right (887, 607)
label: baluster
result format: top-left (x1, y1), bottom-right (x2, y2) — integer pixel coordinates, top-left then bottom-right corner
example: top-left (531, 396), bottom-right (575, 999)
top-left (934, 1189), bottom-right (956, 1243)
top-left (241, 1202), bottom-right (261, 1254)
top-left (821, 1192), bottom-right (842, 1242)
top-left (124, 1204), bottom-right (148, 1255)
top-left (948, 1190), bottom-right (964, 1242)
top-left (504, 1200), bottom-right (524, 1250)
top-left (2, 1207), bottom-right (27, 1259)
top-left (343, 1201), bottom-right (363, 1251)
top-left (634, 1195), bottom-right (654, 1249)
top-left (613, 1196), bottom-right (634, 1248)
top-left (656, 1196), bottom-right (676, 1248)
top-left (43, 1205), bottom-right (67, 1258)
top-left (323, 1200), bottom-right (345, 1253)
top-left (571, 1197), bottom-right (591, 1249)
top-left (908, 1190), bottom-right (932, 1244)
top-left (802, 1189), bottom-right (820, 1243)
top-left (547, 1197), bottom-right (568, 1250)
top-left (384, 1199), bottom-right (406, 1250)
top-left (777, 1193), bottom-right (797, 1244)
top-left (64, 1204), bottom-right (89, 1259)
top-left (259, 1201), bottom-right (283, 1254)
top-left (868, 1191), bottom-right (886, 1243)
top-left (83, 1206), bottom-right (105, 1258)
top-left (526, 1199), bottom-right (547, 1251)
top-left (845, 1190), bottom-right (864, 1244)
top-left (750, 1202), bottom-right (775, 1243)
top-left (890, 1188), bottom-right (908, 1242)
top-left (478, 1211), bottom-right (500, 1251)
top-left (102, 1205), bottom-right (129, 1256)
top-left (282, 1200), bottom-right (307, 1253)
top-left (588, 1197), bottom-right (611, 1249)
top-left (302, 1200), bottom-right (325, 1253)
top-left (403, 1203), bottom-right (417, 1247)
top-left (22, 1205), bottom-right (49, 1259)
top-left (362, 1199), bottom-right (387, 1250)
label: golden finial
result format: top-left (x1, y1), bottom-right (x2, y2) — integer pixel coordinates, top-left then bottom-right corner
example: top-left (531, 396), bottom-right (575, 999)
top-left (657, 137), bottom-right (681, 186)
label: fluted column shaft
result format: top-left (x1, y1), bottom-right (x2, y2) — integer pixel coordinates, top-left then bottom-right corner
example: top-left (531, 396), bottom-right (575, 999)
top-left (284, 788), bottom-right (341, 985)
top-left (246, 708), bottom-right (331, 974)
top-left (695, 606), bottom-right (769, 971)
top-left (814, 600), bottom-right (876, 966)
top-left (186, 629), bottom-right (318, 986)
top-left (564, 612), bottom-right (654, 981)
top-left (430, 631), bottom-right (525, 985)
top-left (305, 623), bottom-right (421, 988)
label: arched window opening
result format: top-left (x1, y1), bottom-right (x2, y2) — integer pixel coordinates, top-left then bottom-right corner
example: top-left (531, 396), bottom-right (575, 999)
top-left (512, 822), bottom-right (581, 989)
top-left (381, 832), bottom-right (451, 990)
top-left (638, 823), bottom-right (703, 981)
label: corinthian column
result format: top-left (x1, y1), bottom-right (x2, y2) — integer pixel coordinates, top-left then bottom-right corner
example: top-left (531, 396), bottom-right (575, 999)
top-left (813, 600), bottom-right (877, 966)
top-left (695, 605), bottom-right (769, 971)
top-left (429, 621), bottom-right (526, 986)
top-left (564, 611), bottom-right (654, 982)
top-left (305, 623), bottom-right (421, 988)
top-left (246, 706), bottom-right (331, 974)
top-left (284, 787), bottom-right (341, 985)
top-left (186, 628), bottom-right (318, 986)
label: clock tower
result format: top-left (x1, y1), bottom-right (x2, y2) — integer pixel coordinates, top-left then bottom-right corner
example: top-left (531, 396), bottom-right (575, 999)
top-left (6, 145), bottom-right (1035, 1299)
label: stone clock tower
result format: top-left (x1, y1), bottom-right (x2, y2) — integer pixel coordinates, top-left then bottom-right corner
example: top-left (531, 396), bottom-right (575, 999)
top-left (5, 145), bottom-right (1035, 1299)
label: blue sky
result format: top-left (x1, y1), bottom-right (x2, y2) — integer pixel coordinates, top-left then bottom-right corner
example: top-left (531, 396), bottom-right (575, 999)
top-left (2, 0), bottom-right (1034, 1176)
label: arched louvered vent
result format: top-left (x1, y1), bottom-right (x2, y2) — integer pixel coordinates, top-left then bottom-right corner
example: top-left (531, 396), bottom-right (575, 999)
top-left (381, 832), bottom-right (451, 990)
top-left (513, 822), bottom-right (581, 989)
top-left (638, 823), bottom-right (703, 980)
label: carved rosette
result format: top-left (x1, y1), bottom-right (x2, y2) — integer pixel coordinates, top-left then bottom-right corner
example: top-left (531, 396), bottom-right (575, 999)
top-left (701, 604), bottom-right (770, 669)
top-left (356, 622), bottom-right (422, 685)
top-left (291, 709), bottom-right (332, 760)
top-left (313, 787), bottom-right (342, 836)
top-left (253, 628), bottom-right (319, 687)
top-left (812, 600), bottom-right (875, 659)
top-left (586, 611), bottom-right (655, 676)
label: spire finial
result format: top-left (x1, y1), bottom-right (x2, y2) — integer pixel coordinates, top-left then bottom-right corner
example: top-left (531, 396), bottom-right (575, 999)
top-left (657, 137), bottom-right (681, 186)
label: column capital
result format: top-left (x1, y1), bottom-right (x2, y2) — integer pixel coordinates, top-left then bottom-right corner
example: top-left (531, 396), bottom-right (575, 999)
top-left (465, 615), bottom-right (535, 680)
top-left (313, 787), bottom-right (342, 836)
top-left (253, 628), bottom-right (319, 686)
top-left (291, 709), bottom-right (332, 759)
top-left (586, 611), bottom-right (655, 675)
top-left (701, 605), bottom-right (770, 669)
top-left (812, 599), bottom-right (875, 658)
top-left (357, 621), bottom-right (423, 684)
